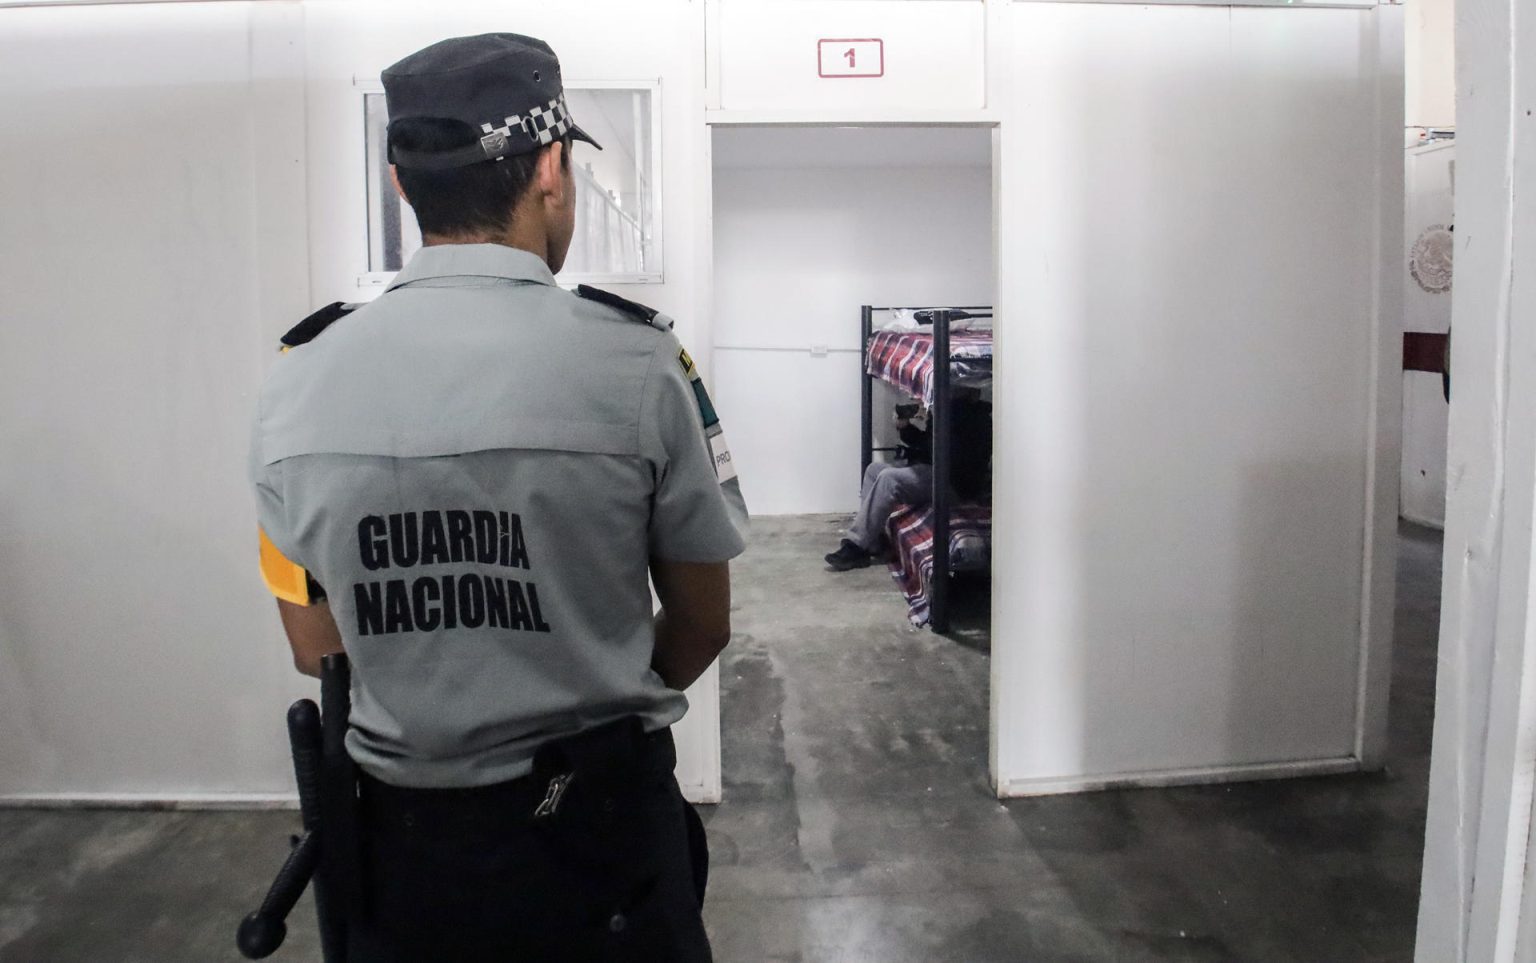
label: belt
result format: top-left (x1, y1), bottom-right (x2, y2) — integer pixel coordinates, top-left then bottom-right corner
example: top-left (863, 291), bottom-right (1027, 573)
top-left (359, 721), bottom-right (675, 832)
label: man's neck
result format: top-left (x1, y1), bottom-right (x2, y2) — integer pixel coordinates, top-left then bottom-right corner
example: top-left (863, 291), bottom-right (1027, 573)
top-left (420, 230), bottom-right (549, 268)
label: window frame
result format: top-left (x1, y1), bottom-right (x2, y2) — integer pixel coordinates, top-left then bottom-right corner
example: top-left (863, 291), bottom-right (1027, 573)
top-left (354, 77), bottom-right (665, 290)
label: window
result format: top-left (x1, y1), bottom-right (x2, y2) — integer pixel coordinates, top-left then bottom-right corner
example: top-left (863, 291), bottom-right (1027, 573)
top-left (363, 92), bottom-right (419, 275)
top-left (560, 86), bottom-right (660, 279)
top-left (362, 83), bottom-right (662, 286)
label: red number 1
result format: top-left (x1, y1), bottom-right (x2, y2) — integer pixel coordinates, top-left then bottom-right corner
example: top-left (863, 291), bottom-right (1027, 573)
top-left (844, 48), bottom-right (856, 68)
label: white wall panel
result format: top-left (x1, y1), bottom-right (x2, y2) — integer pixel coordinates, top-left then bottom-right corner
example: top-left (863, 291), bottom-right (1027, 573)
top-left (717, 0), bottom-right (985, 112)
top-left (1401, 142), bottom-right (1454, 529)
top-left (1405, 0), bottom-right (1455, 128)
top-left (0, 3), bottom-right (309, 800)
top-left (711, 157), bottom-right (992, 514)
top-left (712, 351), bottom-right (864, 516)
top-left (1402, 377), bottom-right (1449, 528)
top-left (992, 3), bottom-right (1399, 793)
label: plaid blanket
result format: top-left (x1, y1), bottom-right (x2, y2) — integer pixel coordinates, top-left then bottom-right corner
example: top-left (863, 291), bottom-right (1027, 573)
top-left (866, 329), bottom-right (993, 406)
top-left (884, 502), bottom-right (993, 626)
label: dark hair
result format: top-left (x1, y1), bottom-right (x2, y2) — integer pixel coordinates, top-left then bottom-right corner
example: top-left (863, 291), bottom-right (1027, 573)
top-left (389, 117), bottom-right (570, 238)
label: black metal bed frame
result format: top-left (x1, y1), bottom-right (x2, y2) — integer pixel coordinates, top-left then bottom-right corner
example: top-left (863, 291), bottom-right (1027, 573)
top-left (860, 304), bottom-right (993, 634)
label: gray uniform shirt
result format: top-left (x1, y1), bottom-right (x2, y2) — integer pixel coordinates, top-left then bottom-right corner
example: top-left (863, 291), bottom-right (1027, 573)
top-left (251, 244), bottom-right (748, 788)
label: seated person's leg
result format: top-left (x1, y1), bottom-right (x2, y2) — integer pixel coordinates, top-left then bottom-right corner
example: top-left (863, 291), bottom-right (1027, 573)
top-left (826, 463), bottom-right (934, 571)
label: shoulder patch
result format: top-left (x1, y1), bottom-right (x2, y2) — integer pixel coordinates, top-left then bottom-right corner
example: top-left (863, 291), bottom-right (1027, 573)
top-left (279, 301), bottom-right (356, 351)
top-left (575, 284), bottom-right (675, 331)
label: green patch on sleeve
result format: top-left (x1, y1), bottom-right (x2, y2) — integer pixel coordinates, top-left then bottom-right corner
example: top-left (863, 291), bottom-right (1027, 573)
top-left (690, 377), bottom-right (719, 429)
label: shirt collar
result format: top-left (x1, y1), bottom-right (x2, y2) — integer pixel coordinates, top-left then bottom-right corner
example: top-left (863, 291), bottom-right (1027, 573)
top-left (385, 243), bottom-right (558, 292)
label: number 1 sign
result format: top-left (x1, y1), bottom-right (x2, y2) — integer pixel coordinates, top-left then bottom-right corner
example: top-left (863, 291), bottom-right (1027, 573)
top-left (817, 39), bottom-right (884, 79)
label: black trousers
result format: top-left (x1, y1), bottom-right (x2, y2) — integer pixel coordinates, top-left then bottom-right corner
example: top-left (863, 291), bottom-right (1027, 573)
top-left (347, 724), bottom-right (712, 962)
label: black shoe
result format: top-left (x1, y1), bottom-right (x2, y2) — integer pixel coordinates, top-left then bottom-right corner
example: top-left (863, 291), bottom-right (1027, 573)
top-left (824, 540), bottom-right (874, 571)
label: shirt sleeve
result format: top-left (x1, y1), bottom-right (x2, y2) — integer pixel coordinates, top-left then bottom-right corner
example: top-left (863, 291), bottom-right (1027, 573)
top-left (640, 334), bottom-right (750, 563)
top-left (251, 431), bottom-right (324, 606)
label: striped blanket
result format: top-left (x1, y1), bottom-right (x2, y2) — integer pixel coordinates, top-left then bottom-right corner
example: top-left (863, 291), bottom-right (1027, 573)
top-left (884, 502), bottom-right (993, 626)
top-left (866, 329), bottom-right (993, 406)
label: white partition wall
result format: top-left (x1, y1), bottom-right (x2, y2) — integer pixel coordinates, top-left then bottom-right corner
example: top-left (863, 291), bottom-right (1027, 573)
top-left (1401, 141), bottom-right (1455, 529)
top-left (0, 0), bottom-right (1405, 807)
top-left (990, 2), bottom-right (1403, 794)
top-left (0, 3), bottom-right (312, 803)
top-left (1413, 0), bottom-right (1535, 944)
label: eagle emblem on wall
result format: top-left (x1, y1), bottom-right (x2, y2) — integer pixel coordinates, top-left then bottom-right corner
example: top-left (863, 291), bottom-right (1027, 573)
top-left (1410, 224), bottom-right (1454, 294)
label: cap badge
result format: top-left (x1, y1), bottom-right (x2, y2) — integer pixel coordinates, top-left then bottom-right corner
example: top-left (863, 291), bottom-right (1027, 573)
top-left (479, 130), bottom-right (510, 158)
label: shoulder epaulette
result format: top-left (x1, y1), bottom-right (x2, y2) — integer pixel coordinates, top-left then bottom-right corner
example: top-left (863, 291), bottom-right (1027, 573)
top-left (279, 301), bottom-right (357, 350)
top-left (575, 285), bottom-right (675, 331)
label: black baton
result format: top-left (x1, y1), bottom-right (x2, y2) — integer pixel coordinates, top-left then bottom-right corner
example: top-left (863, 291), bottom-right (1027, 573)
top-left (237, 699), bottom-right (323, 958)
top-left (318, 653), bottom-right (359, 959)
top-left (237, 655), bottom-right (355, 962)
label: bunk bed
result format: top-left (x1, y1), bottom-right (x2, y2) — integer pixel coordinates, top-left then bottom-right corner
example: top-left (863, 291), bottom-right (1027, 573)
top-left (860, 305), bottom-right (994, 633)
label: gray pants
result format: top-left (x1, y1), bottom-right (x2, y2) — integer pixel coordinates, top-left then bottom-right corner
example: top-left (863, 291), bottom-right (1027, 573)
top-left (848, 462), bottom-right (934, 552)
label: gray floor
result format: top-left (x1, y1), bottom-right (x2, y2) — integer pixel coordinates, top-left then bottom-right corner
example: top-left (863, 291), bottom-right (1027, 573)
top-left (0, 517), bottom-right (1442, 962)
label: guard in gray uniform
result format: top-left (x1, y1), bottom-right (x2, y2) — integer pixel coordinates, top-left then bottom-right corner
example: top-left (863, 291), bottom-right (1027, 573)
top-left (249, 33), bottom-right (747, 961)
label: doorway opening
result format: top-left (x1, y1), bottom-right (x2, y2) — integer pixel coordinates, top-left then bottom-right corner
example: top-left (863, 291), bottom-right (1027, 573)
top-left (707, 124), bottom-right (999, 801)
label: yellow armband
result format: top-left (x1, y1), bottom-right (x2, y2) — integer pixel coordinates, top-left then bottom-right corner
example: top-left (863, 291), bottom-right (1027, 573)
top-left (258, 527), bottom-right (319, 606)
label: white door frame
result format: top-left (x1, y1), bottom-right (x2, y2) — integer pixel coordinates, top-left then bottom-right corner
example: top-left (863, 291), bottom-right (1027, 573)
top-left (691, 0), bottom-right (1012, 803)
top-left (1413, 0), bottom-right (1536, 953)
top-left (695, 115), bottom-right (1004, 799)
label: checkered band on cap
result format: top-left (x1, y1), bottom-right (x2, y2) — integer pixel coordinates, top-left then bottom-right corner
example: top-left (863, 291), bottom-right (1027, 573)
top-left (478, 94), bottom-right (575, 160)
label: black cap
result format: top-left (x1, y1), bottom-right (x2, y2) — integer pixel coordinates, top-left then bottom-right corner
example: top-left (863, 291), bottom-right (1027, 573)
top-left (382, 33), bottom-right (601, 171)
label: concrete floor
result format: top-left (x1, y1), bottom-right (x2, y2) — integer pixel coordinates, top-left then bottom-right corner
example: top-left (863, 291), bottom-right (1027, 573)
top-left (0, 517), bottom-right (1441, 962)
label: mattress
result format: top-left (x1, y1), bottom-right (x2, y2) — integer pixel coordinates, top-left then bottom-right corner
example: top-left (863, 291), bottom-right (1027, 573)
top-left (884, 502), bottom-right (992, 627)
top-left (866, 329), bottom-right (993, 407)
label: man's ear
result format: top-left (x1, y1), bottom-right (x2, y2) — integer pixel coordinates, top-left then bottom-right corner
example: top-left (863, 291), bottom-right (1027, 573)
top-left (536, 142), bottom-right (567, 202)
top-left (389, 164), bottom-right (408, 203)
